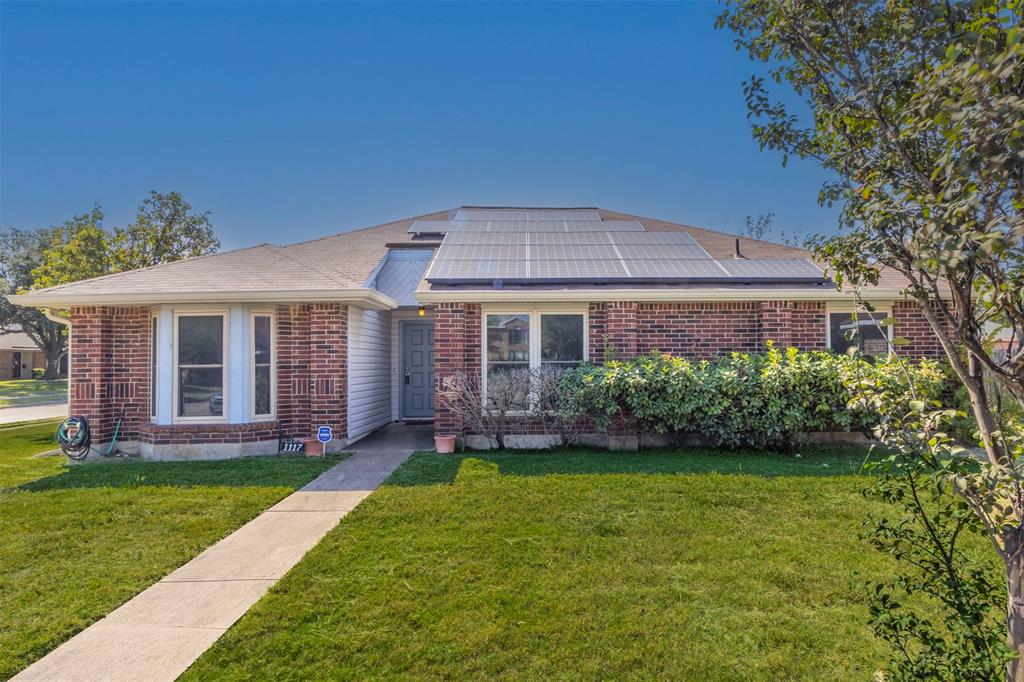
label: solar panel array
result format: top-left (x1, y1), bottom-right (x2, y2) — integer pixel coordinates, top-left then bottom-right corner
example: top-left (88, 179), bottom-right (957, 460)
top-left (419, 208), bottom-right (827, 284)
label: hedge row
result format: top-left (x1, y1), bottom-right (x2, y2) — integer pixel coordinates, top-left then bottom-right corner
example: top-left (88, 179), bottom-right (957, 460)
top-left (559, 345), bottom-right (950, 449)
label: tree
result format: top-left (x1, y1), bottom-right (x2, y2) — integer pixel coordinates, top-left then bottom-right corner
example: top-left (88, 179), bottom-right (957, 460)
top-left (743, 211), bottom-right (776, 240)
top-left (31, 207), bottom-right (111, 289)
top-left (717, 0), bottom-right (1024, 678)
top-left (0, 227), bottom-right (68, 379)
top-left (110, 191), bottom-right (219, 271)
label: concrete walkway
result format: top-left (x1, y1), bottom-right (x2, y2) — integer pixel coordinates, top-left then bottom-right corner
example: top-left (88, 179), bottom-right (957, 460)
top-left (13, 423), bottom-right (434, 682)
top-left (0, 401), bottom-right (67, 425)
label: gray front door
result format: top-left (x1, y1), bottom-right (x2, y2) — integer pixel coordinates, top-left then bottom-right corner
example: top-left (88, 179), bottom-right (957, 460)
top-left (402, 322), bottom-right (435, 418)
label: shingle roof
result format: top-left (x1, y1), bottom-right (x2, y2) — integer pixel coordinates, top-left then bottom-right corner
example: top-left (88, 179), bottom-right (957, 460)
top-left (6, 206), bottom-right (909, 307)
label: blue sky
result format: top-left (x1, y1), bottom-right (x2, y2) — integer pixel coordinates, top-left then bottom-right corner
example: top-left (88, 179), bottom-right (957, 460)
top-left (1, 1), bottom-right (837, 251)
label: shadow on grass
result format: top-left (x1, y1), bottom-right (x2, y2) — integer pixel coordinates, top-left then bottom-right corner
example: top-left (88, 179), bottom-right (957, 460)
top-left (385, 446), bottom-right (882, 487)
top-left (17, 454), bottom-right (346, 492)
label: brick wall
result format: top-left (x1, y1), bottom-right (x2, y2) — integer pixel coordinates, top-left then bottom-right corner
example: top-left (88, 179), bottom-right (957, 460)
top-left (275, 302), bottom-right (348, 440)
top-left (894, 300), bottom-right (946, 359)
top-left (69, 306), bottom-right (150, 443)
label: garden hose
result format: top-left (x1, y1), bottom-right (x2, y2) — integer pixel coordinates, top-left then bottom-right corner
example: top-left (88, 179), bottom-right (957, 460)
top-left (56, 416), bottom-right (92, 460)
top-left (56, 411), bottom-right (123, 461)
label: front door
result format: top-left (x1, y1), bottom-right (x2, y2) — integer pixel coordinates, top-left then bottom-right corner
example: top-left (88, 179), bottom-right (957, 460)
top-left (402, 322), bottom-right (434, 419)
top-left (11, 352), bottom-right (22, 379)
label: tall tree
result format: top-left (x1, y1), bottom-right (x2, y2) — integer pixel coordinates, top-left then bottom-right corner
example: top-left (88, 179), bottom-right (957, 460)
top-left (110, 191), bottom-right (219, 271)
top-left (0, 227), bottom-right (68, 379)
top-left (31, 207), bottom-right (111, 289)
top-left (718, 0), bottom-right (1023, 678)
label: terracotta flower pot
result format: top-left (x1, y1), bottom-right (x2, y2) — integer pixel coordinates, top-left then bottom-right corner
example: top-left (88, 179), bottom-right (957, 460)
top-left (435, 434), bottom-right (457, 454)
top-left (302, 436), bottom-right (323, 457)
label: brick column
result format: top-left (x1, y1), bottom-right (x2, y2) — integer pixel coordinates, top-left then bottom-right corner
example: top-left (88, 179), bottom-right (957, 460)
top-left (757, 301), bottom-right (794, 348)
top-left (434, 303), bottom-right (467, 437)
top-left (893, 300), bottom-right (947, 359)
top-left (791, 302), bottom-right (827, 350)
top-left (276, 304), bottom-right (311, 437)
top-left (69, 305), bottom-right (150, 444)
top-left (308, 303), bottom-right (347, 442)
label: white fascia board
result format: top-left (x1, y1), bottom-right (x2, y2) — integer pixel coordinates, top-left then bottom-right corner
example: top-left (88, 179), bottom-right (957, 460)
top-left (415, 287), bottom-right (907, 304)
top-left (7, 288), bottom-right (400, 310)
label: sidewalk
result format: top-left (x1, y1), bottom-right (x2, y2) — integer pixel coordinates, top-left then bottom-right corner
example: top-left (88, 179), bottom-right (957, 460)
top-left (12, 424), bottom-right (431, 682)
top-left (0, 402), bottom-right (67, 425)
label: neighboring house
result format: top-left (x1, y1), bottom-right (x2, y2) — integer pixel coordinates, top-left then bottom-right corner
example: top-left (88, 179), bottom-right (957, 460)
top-left (7, 207), bottom-right (945, 458)
top-left (0, 328), bottom-right (54, 380)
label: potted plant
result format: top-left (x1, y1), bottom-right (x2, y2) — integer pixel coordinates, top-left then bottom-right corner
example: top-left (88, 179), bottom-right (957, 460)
top-left (435, 434), bottom-right (456, 454)
top-left (302, 436), bottom-right (323, 457)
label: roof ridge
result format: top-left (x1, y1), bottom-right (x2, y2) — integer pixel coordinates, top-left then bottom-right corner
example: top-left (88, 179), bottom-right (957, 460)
top-left (280, 207), bottom-right (459, 249)
top-left (19, 243), bottom-right (277, 296)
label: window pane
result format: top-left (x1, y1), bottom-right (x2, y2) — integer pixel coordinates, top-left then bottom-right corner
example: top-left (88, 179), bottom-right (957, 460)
top-left (178, 367), bottom-right (223, 417)
top-left (486, 363), bottom-right (531, 410)
top-left (487, 314), bottom-right (530, 363)
top-left (829, 313), bottom-right (888, 357)
top-left (541, 315), bottom-right (584, 363)
top-left (178, 316), bottom-right (223, 365)
top-left (254, 315), bottom-right (271, 365)
top-left (254, 365), bottom-right (271, 415)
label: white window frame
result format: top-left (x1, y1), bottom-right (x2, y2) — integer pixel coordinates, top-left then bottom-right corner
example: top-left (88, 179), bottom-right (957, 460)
top-left (825, 303), bottom-right (894, 355)
top-left (172, 309), bottom-right (229, 424)
top-left (249, 309), bottom-right (276, 420)
top-left (481, 307), bottom-right (589, 407)
top-left (150, 313), bottom-right (158, 421)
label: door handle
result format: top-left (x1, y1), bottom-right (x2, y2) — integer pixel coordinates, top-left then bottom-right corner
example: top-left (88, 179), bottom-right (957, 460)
top-left (404, 373), bottom-right (410, 385)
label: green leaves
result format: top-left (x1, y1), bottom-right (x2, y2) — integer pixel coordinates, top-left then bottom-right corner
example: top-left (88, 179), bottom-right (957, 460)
top-left (561, 348), bottom-right (950, 451)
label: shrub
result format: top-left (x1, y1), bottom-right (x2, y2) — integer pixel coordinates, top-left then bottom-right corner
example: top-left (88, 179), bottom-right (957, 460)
top-left (31, 368), bottom-right (45, 380)
top-left (560, 344), bottom-right (951, 450)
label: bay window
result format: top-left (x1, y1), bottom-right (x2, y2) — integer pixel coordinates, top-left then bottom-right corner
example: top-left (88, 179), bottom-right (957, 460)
top-left (174, 312), bottom-right (227, 420)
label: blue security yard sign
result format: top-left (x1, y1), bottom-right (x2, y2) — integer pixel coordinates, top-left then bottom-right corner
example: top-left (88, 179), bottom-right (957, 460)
top-left (317, 426), bottom-right (333, 444)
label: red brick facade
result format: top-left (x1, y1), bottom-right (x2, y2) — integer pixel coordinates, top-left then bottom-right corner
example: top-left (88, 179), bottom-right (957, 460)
top-left (67, 303), bottom-right (348, 454)
top-left (69, 306), bottom-right (151, 444)
top-left (434, 298), bottom-right (947, 440)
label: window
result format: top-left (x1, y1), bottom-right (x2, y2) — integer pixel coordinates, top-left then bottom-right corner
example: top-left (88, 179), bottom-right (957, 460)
top-left (540, 314), bottom-right (585, 369)
top-left (829, 311), bottom-right (892, 358)
top-left (251, 312), bottom-right (275, 418)
top-left (175, 313), bottom-right (226, 420)
top-left (150, 315), bottom-right (158, 419)
top-left (484, 310), bottom-right (587, 407)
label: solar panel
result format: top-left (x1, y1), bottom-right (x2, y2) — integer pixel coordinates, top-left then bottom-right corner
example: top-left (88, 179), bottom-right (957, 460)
top-left (615, 244), bottom-right (712, 260)
top-left (530, 259), bottom-right (630, 279)
top-left (454, 208), bottom-right (602, 221)
top-left (529, 244), bottom-right (620, 260)
top-left (718, 259), bottom-right (825, 279)
top-left (608, 232), bottom-right (698, 245)
top-left (563, 221), bottom-right (645, 232)
top-left (623, 259), bottom-right (730, 279)
top-left (426, 258), bottom-right (532, 280)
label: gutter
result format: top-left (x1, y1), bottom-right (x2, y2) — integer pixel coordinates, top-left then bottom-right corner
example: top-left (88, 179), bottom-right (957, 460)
top-left (7, 288), bottom-right (400, 310)
top-left (415, 287), bottom-right (907, 304)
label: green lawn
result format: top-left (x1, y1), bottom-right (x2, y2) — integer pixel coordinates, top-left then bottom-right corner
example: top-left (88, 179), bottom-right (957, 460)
top-left (183, 447), bottom-right (914, 680)
top-left (0, 379), bottom-right (67, 407)
top-left (0, 420), bottom-right (342, 679)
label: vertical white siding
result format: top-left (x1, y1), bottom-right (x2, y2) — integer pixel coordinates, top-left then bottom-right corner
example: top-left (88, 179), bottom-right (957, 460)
top-left (348, 307), bottom-right (392, 441)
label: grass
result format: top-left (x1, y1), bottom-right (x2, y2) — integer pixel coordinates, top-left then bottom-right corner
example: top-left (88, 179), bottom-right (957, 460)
top-left (0, 420), bottom-right (343, 679)
top-left (182, 446), bottom-right (919, 681)
top-left (0, 379), bottom-right (67, 407)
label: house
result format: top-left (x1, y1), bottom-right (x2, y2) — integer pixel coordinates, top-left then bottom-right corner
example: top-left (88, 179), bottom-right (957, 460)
top-left (6, 207), bottom-right (945, 458)
top-left (0, 328), bottom-right (55, 380)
